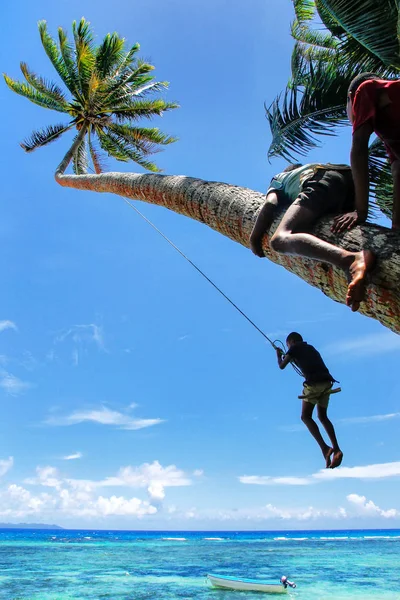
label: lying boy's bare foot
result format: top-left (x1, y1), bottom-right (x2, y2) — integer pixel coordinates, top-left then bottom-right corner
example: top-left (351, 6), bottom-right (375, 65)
top-left (330, 450), bottom-right (343, 469)
top-left (324, 447), bottom-right (334, 468)
top-left (346, 250), bottom-right (376, 312)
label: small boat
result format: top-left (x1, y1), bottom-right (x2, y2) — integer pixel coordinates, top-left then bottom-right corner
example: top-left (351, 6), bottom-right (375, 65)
top-left (207, 573), bottom-right (296, 594)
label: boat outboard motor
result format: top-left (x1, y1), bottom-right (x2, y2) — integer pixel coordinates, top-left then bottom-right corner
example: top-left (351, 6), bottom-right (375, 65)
top-left (281, 576), bottom-right (296, 589)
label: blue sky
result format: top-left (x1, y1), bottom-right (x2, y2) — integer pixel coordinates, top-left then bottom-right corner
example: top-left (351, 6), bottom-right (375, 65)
top-left (1, 0), bottom-right (400, 530)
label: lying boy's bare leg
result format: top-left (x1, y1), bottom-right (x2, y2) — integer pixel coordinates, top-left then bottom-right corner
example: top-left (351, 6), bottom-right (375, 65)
top-left (301, 401), bottom-right (333, 467)
top-left (250, 192), bottom-right (280, 257)
top-left (317, 405), bottom-right (343, 469)
top-left (270, 203), bottom-right (375, 312)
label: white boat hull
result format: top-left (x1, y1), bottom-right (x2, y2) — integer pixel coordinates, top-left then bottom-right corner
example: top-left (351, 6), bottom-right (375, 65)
top-left (207, 574), bottom-right (288, 593)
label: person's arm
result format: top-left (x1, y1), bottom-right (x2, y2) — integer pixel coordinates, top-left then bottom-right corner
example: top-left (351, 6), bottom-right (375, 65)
top-left (250, 192), bottom-right (279, 257)
top-left (276, 347), bottom-right (291, 370)
top-left (332, 122), bottom-right (373, 233)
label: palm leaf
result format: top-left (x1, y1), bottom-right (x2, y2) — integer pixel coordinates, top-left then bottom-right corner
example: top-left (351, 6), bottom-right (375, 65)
top-left (38, 21), bottom-right (77, 96)
top-left (267, 62), bottom-right (349, 160)
top-left (315, 0), bottom-right (400, 67)
top-left (72, 133), bottom-right (88, 174)
top-left (107, 123), bottom-right (176, 155)
top-left (113, 99), bottom-right (178, 121)
top-left (3, 75), bottom-right (69, 113)
top-left (58, 27), bottom-right (83, 101)
top-left (293, 0), bottom-right (316, 22)
top-left (95, 32), bottom-right (126, 78)
top-left (88, 131), bottom-right (106, 173)
top-left (72, 18), bottom-right (96, 99)
top-left (368, 137), bottom-right (393, 217)
top-left (97, 129), bottom-right (161, 171)
top-left (19, 62), bottom-right (69, 106)
top-left (21, 122), bottom-right (73, 152)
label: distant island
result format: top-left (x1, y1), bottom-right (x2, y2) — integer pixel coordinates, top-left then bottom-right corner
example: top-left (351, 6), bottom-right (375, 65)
top-left (0, 523), bottom-right (63, 529)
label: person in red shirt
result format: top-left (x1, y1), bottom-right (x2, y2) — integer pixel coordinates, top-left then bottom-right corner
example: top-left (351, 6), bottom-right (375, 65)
top-left (333, 73), bottom-right (400, 233)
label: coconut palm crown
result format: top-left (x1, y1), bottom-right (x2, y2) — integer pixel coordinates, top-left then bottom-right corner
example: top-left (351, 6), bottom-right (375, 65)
top-left (266, 0), bottom-right (400, 216)
top-left (3, 18), bottom-right (178, 174)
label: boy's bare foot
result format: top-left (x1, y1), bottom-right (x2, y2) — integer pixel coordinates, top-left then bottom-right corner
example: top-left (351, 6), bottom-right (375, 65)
top-left (346, 250), bottom-right (376, 312)
top-left (324, 447), bottom-right (334, 468)
top-left (330, 450), bottom-right (343, 469)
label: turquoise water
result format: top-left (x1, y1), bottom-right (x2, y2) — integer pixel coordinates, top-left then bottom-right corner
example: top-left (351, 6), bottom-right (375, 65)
top-left (1, 529), bottom-right (400, 599)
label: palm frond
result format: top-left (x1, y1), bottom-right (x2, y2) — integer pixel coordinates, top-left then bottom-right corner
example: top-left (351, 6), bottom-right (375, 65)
top-left (107, 123), bottom-right (177, 155)
top-left (368, 137), bottom-right (393, 217)
top-left (3, 75), bottom-right (69, 113)
top-left (315, 0), bottom-right (400, 67)
top-left (58, 27), bottom-right (83, 101)
top-left (113, 99), bottom-right (179, 121)
top-left (72, 133), bottom-right (89, 174)
top-left (291, 21), bottom-right (338, 50)
top-left (19, 62), bottom-right (69, 106)
top-left (111, 42), bottom-right (140, 76)
top-left (267, 63), bottom-right (349, 160)
top-left (95, 32), bottom-right (126, 79)
top-left (314, 0), bottom-right (346, 36)
top-left (97, 129), bottom-right (161, 171)
top-left (72, 18), bottom-right (96, 98)
top-left (38, 21), bottom-right (77, 96)
top-left (293, 0), bottom-right (316, 23)
top-left (88, 131), bottom-right (106, 173)
top-left (21, 122), bottom-right (73, 152)
top-left (101, 62), bottom-right (155, 102)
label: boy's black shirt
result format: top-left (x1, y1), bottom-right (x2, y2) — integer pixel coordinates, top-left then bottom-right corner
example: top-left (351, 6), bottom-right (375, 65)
top-left (287, 341), bottom-right (333, 385)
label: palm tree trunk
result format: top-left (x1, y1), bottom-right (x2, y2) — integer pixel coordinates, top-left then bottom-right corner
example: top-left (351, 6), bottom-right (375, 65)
top-left (55, 155), bottom-right (400, 335)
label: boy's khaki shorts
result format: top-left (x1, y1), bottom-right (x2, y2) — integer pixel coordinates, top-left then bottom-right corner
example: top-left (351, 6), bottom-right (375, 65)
top-left (301, 382), bottom-right (333, 408)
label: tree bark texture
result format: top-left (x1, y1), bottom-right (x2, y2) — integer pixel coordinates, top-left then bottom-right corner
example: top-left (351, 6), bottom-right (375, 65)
top-left (55, 170), bottom-right (400, 334)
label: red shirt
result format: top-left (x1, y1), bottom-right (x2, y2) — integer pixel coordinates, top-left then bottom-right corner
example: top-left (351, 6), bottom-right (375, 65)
top-left (352, 79), bottom-right (400, 163)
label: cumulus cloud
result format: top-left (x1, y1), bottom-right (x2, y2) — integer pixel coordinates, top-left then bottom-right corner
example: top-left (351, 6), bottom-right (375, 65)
top-left (19, 460), bottom-right (194, 518)
top-left (0, 321), bottom-right (17, 333)
top-left (347, 494), bottom-right (399, 518)
top-left (46, 406), bottom-right (163, 431)
top-left (62, 452), bottom-right (82, 461)
top-left (240, 461), bottom-right (400, 486)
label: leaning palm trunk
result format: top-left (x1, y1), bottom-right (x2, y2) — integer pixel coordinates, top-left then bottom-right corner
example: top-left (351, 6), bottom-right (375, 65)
top-left (56, 139), bottom-right (400, 335)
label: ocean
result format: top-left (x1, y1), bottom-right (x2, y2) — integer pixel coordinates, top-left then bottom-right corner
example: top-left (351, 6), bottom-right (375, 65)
top-left (0, 528), bottom-right (399, 599)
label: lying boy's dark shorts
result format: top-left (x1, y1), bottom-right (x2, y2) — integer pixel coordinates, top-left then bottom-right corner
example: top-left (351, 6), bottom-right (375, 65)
top-left (293, 168), bottom-right (355, 218)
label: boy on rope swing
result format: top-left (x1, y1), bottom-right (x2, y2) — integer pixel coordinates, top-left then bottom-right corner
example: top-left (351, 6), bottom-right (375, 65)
top-left (277, 332), bottom-right (343, 469)
top-left (334, 73), bottom-right (400, 233)
top-left (249, 163), bottom-right (375, 311)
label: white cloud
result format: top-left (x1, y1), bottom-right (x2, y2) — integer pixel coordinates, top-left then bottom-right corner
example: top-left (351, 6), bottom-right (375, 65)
top-left (0, 321), bottom-right (17, 333)
top-left (0, 457), bottom-right (13, 477)
top-left (347, 494), bottom-right (399, 518)
top-left (0, 371), bottom-right (31, 396)
top-left (46, 406), bottom-right (163, 431)
top-left (52, 323), bottom-right (105, 365)
top-left (323, 331), bottom-right (400, 358)
top-left (339, 412), bottom-right (400, 425)
top-left (193, 469), bottom-right (204, 477)
top-left (313, 462), bottom-right (400, 481)
top-left (239, 475), bottom-right (311, 486)
top-left (98, 461), bottom-right (192, 501)
top-left (240, 461), bottom-right (400, 486)
top-left (62, 452), bottom-right (82, 461)
top-left (13, 460), bottom-right (196, 519)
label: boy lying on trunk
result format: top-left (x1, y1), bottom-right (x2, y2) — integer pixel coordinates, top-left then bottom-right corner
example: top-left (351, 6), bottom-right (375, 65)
top-left (250, 163), bottom-right (375, 312)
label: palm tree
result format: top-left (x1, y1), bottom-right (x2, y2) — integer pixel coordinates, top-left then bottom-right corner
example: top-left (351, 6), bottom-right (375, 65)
top-left (5, 18), bottom-right (400, 335)
top-left (4, 18), bottom-right (178, 173)
top-left (266, 0), bottom-right (399, 216)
